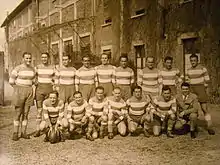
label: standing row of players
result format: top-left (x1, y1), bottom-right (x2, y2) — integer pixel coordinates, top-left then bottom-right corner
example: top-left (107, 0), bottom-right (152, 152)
top-left (9, 52), bottom-right (215, 141)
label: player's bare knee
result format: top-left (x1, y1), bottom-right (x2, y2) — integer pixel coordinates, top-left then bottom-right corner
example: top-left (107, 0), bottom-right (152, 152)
top-left (170, 114), bottom-right (176, 120)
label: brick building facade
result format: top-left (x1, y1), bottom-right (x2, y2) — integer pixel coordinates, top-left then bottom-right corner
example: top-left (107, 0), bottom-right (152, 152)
top-left (1, 0), bottom-right (220, 90)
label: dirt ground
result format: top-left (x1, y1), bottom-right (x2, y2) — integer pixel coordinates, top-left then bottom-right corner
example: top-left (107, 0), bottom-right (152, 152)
top-left (0, 104), bottom-right (220, 165)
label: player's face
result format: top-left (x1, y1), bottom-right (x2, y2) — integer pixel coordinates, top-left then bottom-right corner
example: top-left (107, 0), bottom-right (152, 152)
top-left (190, 57), bottom-right (198, 67)
top-left (164, 59), bottom-right (172, 70)
top-left (82, 57), bottom-right (90, 68)
top-left (74, 93), bottom-right (83, 104)
top-left (96, 89), bottom-right (104, 100)
top-left (134, 89), bottom-right (142, 99)
top-left (49, 93), bottom-right (58, 105)
top-left (162, 90), bottom-right (171, 101)
top-left (62, 56), bottom-right (70, 67)
top-left (146, 57), bottom-right (154, 69)
top-left (23, 54), bottom-right (32, 66)
top-left (41, 54), bottom-right (49, 65)
top-left (113, 89), bottom-right (121, 100)
top-left (101, 54), bottom-right (109, 65)
top-left (120, 57), bottom-right (128, 68)
top-left (181, 86), bottom-right (190, 96)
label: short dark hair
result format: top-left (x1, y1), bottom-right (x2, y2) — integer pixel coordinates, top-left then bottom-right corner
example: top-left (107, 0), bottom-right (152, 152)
top-left (190, 53), bottom-right (198, 60)
top-left (133, 85), bottom-right (142, 92)
top-left (95, 86), bottom-right (104, 92)
top-left (49, 91), bottom-right (59, 97)
top-left (73, 91), bottom-right (82, 97)
top-left (113, 86), bottom-right (121, 91)
top-left (120, 53), bottom-right (128, 61)
top-left (162, 85), bottom-right (171, 92)
top-left (146, 56), bottom-right (155, 61)
top-left (82, 55), bottom-right (90, 60)
top-left (63, 54), bottom-right (71, 60)
top-left (101, 53), bottom-right (110, 59)
top-left (41, 52), bottom-right (50, 58)
top-left (164, 56), bottom-right (173, 62)
top-left (23, 52), bottom-right (31, 57)
top-left (181, 82), bottom-right (190, 88)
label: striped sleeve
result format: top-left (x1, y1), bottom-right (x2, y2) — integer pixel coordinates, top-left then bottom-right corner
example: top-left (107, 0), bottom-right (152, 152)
top-left (112, 68), bottom-right (116, 84)
top-left (131, 69), bottom-right (135, 84)
top-left (168, 99), bottom-right (177, 115)
top-left (203, 67), bottom-right (210, 85)
top-left (9, 67), bottom-right (18, 85)
top-left (75, 70), bottom-right (80, 85)
top-left (111, 66), bottom-right (116, 84)
top-left (158, 70), bottom-right (163, 84)
top-left (54, 69), bottom-right (60, 85)
top-left (57, 101), bottom-right (65, 124)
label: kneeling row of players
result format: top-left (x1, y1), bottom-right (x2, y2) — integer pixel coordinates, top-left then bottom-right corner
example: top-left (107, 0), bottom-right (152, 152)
top-left (39, 84), bottom-right (199, 144)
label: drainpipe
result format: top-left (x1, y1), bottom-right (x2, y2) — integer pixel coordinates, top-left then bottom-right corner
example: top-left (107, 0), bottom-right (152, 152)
top-left (119, 0), bottom-right (124, 58)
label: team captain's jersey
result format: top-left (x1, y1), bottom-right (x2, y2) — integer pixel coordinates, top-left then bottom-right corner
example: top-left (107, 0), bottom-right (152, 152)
top-left (75, 66), bottom-right (97, 85)
top-left (67, 100), bottom-right (89, 122)
top-left (87, 97), bottom-right (108, 116)
top-left (95, 64), bottom-right (116, 84)
top-left (114, 66), bottom-right (134, 85)
top-left (153, 96), bottom-right (176, 115)
top-left (159, 67), bottom-right (182, 86)
top-left (54, 66), bottom-right (76, 85)
top-left (9, 64), bottom-right (35, 86)
top-left (138, 67), bottom-right (161, 94)
top-left (43, 99), bottom-right (64, 124)
top-left (126, 96), bottom-right (151, 116)
top-left (186, 64), bottom-right (210, 86)
top-left (107, 96), bottom-right (127, 114)
top-left (35, 64), bottom-right (55, 84)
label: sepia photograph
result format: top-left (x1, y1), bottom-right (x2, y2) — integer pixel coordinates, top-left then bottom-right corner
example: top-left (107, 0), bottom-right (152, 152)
top-left (0, 0), bottom-right (220, 165)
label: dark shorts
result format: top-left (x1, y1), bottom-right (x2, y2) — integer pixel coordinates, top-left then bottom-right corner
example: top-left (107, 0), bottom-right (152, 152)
top-left (59, 84), bottom-right (75, 103)
top-left (190, 84), bottom-right (209, 103)
top-left (129, 114), bottom-right (143, 124)
top-left (12, 85), bottom-right (34, 107)
top-left (35, 84), bottom-right (53, 107)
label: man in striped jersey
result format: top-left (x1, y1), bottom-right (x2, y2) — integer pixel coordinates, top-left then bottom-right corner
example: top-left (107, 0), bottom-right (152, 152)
top-left (75, 55), bottom-right (98, 101)
top-left (186, 54), bottom-right (215, 135)
top-left (86, 86), bottom-right (108, 141)
top-left (95, 53), bottom-right (115, 97)
top-left (138, 56), bottom-right (161, 100)
top-left (160, 56), bottom-right (182, 95)
top-left (54, 55), bottom-right (76, 108)
top-left (66, 91), bottom-right (89, 138)
top-left (34, 52), bottom-right (55, 137)
top-left (126, 86), bottom-right (152, 137)
top-left (40, 91), bottom-right (68, 142)
top-left (9, 52), bottom-right (35, 141)
top-left (107, 87), bottom-right (127, 139)
top-left (114, 54), bottom-right (134, 101)
top-left (152, 85), bottom-right (176, 138)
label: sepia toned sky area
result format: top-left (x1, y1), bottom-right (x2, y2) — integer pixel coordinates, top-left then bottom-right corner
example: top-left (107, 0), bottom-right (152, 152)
top-left (0, 0), bottom-right (21, 51)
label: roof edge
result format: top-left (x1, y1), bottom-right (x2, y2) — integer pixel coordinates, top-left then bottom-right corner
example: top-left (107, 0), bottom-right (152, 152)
top-left (1, 0), bottom-right (32, 28)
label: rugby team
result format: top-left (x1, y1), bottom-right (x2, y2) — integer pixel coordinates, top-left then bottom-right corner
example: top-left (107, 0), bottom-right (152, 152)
top-left (9, 52), bottom-right (215, 142)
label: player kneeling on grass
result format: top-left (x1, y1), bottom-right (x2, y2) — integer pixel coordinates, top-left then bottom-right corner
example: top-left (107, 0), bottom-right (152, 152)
top-left (86, 86), bottom-right (108, 141)
top-left (174, 82), bottom-right (199, 138)
top-left (107, 87), bottom-right (127, 139)
top-left (126, 86), bottom-right (153, 137)
top-left (40, 91), bottom-right (68, 143)
top-left (66, 91), bottom-right (89, 139)
top-left (151, 85), bottom-right (176, 138)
